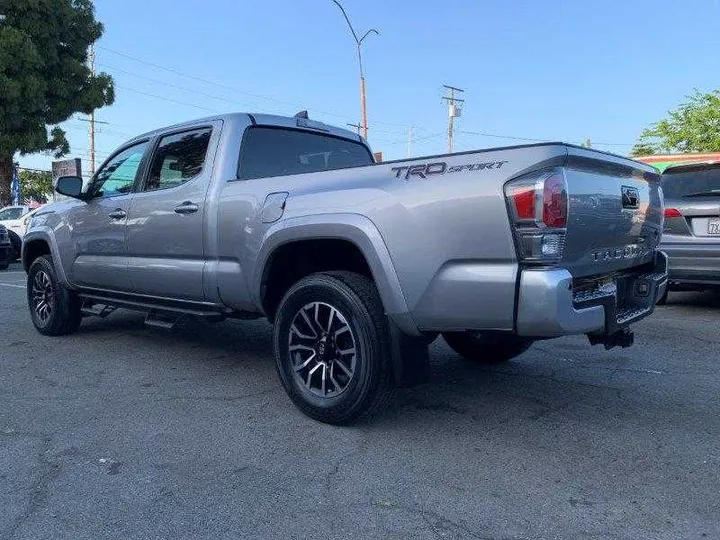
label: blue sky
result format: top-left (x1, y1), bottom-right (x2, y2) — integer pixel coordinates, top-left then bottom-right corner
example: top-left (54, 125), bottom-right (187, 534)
top-left (20, 0), bottom-right (720, 172)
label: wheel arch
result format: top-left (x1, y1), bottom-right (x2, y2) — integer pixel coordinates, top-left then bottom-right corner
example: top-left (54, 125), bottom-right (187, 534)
top-left (21, 231), bottom-right (70, 285)
top-left (255, 214), bottom-right (418, 336)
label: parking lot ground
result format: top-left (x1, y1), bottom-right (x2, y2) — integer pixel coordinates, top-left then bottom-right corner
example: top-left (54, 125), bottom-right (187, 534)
top-left (1, 262), bottom-right (719, 540)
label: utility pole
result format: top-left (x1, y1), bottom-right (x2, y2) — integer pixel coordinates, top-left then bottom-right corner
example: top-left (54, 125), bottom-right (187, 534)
top-left (87, 43), bottom-right (96, 176)
top-left (332, 1), bottom-right (378, 140)
top-left (442, 85), bottom-right (465, 153)
top-left (347, 122), bottom-right (362, 135)
top-left (407, 126), bottom-right (414, 158)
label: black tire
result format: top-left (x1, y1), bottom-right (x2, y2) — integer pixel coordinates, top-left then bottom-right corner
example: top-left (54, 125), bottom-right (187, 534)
top-left (8, 231), bottom-right (21, 261)
top-left (27, 255), bottom-right (82, 336)
top-left (656, 286), bottom-right (669, 305)
top-left (443, 331), bottom-right (533, 364)
top-left (0, 262), bottom-right (9, 271)
top-left (273, 271), bottom-right (392, 424)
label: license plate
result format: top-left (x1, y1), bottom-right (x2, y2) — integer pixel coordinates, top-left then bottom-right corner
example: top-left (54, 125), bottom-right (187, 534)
top-left (709, 219), bottom-right (720, 235)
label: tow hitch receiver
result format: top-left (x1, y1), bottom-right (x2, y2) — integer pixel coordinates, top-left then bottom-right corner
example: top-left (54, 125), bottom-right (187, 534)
top-left (587, 328), bottom-right (634, 350)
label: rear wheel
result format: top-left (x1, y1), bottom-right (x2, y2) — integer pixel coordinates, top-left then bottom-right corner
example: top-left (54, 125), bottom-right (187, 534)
top-left (27, 255), bottom-right (82, 336)
top-left (443, 331), bottom-right (533, 364)
top-left (273, 271), bottom-right (392, 424)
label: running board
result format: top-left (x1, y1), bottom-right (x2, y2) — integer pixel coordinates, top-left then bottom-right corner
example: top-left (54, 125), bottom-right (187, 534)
top-left (77, 292), bottom-right (227, 322)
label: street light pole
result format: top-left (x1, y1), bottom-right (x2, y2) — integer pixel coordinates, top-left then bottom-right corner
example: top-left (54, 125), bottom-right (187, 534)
top-left (332, 0), bottom-right (378, 140)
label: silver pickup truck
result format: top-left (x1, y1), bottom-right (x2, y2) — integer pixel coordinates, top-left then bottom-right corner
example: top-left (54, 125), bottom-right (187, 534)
top-left (22, 112), bottom-right (668, 423)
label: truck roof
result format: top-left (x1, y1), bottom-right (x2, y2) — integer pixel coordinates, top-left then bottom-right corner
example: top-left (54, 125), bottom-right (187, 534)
top-left (127, 112), bottom-right (364, 146)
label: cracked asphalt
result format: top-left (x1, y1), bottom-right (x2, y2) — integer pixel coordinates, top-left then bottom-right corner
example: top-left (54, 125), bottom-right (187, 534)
top-left (1, 262), bottom-right (719, 540)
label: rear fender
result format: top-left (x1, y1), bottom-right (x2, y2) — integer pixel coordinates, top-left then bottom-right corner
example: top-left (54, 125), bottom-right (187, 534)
top-left (254, 213), bottom-right (419, 336)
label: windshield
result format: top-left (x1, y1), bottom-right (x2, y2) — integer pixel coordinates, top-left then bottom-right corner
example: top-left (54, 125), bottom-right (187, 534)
top-left (0, 207), bottom-right (25, 220)
top-left (661, 165), bottom-right (720, 198)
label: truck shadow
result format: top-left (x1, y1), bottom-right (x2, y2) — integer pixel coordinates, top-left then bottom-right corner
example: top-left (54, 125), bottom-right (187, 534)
top-left (73, 311), bottom-right (705, 438)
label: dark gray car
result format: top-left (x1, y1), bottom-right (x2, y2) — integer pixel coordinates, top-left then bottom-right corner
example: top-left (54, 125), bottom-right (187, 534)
top-left (660, 161), bottom-right (720, 302)
top-left (0, 225), bottom-right (13, 270)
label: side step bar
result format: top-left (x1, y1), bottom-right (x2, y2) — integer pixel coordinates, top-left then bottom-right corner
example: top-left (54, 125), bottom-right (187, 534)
top-left (145, 309), bottom-right (182, 330)
top-left (77, 292), bottom-right (228, 328)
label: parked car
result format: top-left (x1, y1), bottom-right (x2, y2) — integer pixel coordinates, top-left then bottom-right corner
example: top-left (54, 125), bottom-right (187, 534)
top-left (22, 112), bottom-right (667, 423)
top-left (0, 204), bottom-right (31, 259)
top-left (0, 224), bottom-right (13, 270)
top-left (658, 161), bottom-right (720, 303)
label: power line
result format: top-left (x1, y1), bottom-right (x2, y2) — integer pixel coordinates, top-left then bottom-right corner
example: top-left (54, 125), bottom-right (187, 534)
top-left (459, 129), bottom-right (634, 148)
top-left (97, 45), bottom-right (411, 129)
top-left (97, 62), bottom-right (259, 110)
top-left (116, 85), bottom-right (221, 113)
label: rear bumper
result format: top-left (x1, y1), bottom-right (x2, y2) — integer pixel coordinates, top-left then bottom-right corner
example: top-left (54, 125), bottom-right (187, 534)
top-left (660, 241), bottom-right (720, 287)
top-left (516, 251), bottom-right (668, 338)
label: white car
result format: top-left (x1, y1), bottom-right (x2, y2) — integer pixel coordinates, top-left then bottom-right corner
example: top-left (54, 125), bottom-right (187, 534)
top-left (0, 205), bottom-right (31, 256)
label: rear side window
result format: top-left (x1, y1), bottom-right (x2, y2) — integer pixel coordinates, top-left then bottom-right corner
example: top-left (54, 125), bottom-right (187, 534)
top-left (144, 128), bottom-right (212, 191)
top-left (662, 165), bottom-right (720, 199)
top-left (237, 127), bottom-right (373, 180)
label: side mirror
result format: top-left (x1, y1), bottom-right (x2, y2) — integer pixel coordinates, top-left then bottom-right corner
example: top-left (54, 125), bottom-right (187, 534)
top-left (55, 176), bottom-right (84, 199)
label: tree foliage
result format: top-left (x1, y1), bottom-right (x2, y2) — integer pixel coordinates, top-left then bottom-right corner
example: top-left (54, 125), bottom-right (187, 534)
top-left (0, 0), bottom-right (114, 205)
top-left (634, 89), bottom-right (720, 155)
top-left (19, 169), bottom-right (53, 203)
top-left (629, 142), bottom-right (656, 157)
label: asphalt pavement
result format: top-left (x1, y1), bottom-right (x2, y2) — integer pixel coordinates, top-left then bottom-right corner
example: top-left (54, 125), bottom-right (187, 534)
top-left (1, 262), bottom-right (719, 540)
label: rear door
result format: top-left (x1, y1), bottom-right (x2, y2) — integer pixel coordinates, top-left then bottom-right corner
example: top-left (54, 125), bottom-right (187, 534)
top-left (125, 123), bottom-right (218, 301)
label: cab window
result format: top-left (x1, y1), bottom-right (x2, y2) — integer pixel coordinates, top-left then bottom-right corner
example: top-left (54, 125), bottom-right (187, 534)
top-left (91, 141), bottom-right (149, 198)
top-left (237, 127), bottom-right (373, 180)
top-left (144, 128), bottom-right (212, 191)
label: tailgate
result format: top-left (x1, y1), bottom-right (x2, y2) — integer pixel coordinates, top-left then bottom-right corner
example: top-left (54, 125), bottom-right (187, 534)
top-left (561, 147), bottom-right (663, 278)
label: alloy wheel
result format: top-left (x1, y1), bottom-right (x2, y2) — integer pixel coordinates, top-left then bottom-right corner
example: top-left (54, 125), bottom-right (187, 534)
top-left (287, 301), bottom-right (357, 398)
top-left (31, 270), bottom-right (54, 325)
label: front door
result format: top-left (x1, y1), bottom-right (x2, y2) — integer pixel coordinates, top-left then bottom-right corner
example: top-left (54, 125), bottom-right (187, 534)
top-left (66, 141), bottom-right (149, 290)
top-left (125, 126), bottom-right (215, 301)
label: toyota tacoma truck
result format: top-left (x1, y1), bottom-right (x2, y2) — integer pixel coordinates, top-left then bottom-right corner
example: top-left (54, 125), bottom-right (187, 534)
top-left (22, 112), bottom-right (668, 424)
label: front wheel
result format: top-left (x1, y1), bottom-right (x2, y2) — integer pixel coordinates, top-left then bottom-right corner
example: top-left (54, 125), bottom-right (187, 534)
top-left (443, 331), bottom-right (533, 364)
top-left (27, 255), bottom-right (82, 336)
top-left (273, 271), bottom-right (392, 424)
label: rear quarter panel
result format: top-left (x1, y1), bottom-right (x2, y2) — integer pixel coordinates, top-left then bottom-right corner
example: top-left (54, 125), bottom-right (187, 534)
top-left (220, 143), bottom-right (568, 330)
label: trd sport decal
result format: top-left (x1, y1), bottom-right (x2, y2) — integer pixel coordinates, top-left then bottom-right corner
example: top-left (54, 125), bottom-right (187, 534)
top-left (390, 160), bottom-right (508, 180)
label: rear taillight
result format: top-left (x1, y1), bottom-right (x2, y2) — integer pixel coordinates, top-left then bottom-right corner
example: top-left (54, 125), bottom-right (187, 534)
top-left (542, 173), bottom-right (568, 228)
top-left (664, 207), bottom-right (682, 218)
top-left (504, 169), bottom-right (568, 263)
top-left (510, 186), bottom-right (536, 220)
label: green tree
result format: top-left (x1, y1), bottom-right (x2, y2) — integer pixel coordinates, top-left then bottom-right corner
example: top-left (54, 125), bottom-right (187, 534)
top-left (19, 169), bottom-right (53, 204)
top-left (629, 142), bottom-right (656, 157)
top-left (0, 0), bottom-right (114, 205)
top-left (634, 89), bottom-right (720, 154)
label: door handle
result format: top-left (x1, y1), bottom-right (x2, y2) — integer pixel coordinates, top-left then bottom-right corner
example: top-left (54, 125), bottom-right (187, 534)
top-left (108, 209), bottom-right (127, 220)
top-left (174, 201), bottom-right (199, 214)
